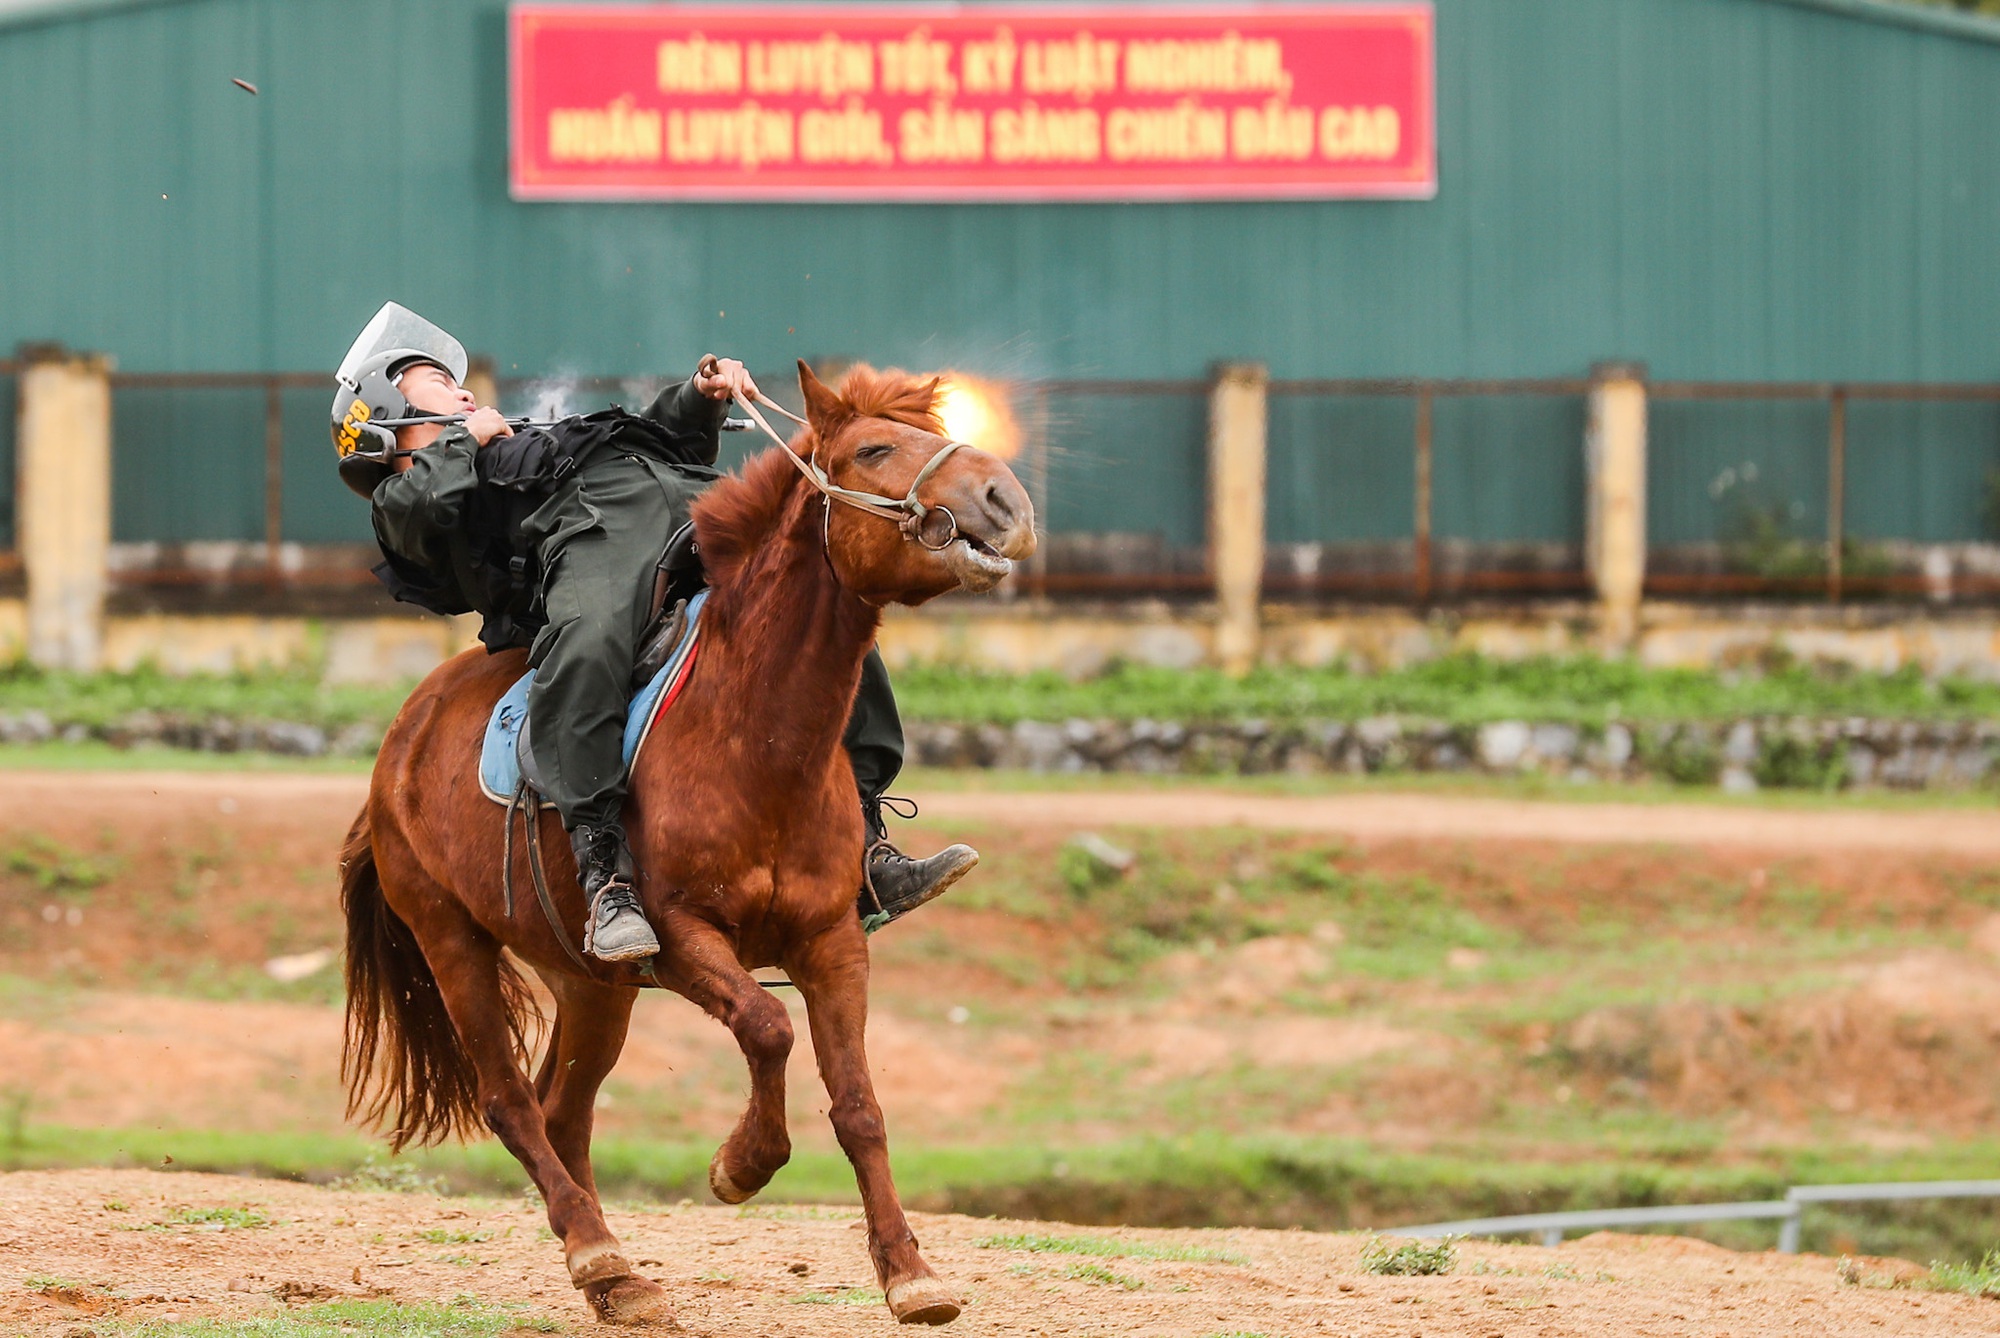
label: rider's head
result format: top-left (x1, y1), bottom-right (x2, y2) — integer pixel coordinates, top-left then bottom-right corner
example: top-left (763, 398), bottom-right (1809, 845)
top-left (390, 362), bottom-right (478, 466)
top-left (330, 302), bottom-right (471, 496)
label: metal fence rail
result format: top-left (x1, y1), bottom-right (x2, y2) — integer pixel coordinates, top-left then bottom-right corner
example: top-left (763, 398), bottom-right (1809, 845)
top-left (1398, 1179), bottom-right (2000, 1252)
top-left (49, 366), bottom-right (2000, 604)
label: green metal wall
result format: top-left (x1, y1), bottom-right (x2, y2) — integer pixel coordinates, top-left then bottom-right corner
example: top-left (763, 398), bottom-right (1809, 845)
top-left (3, 0), bottom-right (1998, 551)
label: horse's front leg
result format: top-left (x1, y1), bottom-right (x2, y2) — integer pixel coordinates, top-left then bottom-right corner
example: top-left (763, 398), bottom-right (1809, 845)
top-left (790, 916), bottom-right (960, 1326)
top-left (653, 907), bottom-right (795, 1202)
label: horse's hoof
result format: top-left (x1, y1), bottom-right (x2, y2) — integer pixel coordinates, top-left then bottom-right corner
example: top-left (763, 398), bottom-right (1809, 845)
top-left (587, 1274), bottom-right (674, 1326)
top-left (886, 1276), bottom-right (961, 1325)
top-left (708, 1147), bottom-right (755, 1205)
top-left (568, 1242), bottom-right (634, 1288)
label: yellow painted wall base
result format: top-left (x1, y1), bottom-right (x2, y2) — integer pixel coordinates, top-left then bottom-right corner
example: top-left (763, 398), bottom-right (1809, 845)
top-left (0, 599), bottom-right (1990, 683)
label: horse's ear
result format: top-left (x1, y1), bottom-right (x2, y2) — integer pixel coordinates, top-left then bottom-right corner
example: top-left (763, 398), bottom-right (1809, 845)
top-left (920, 375), bottom-right (944, 413)
top-left (797, 360), bottom-right (849, 436)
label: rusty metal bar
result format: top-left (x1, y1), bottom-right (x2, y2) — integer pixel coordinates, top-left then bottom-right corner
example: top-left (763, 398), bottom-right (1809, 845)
top-left (263, 380), bottom-right (285, 577)
top-left (110, 370), bottom-right (325, 389)
top-left (1272, 377), bottom-right (1592, 398)
top-left (1037, 378), bottom-right (1210, 397)
top-left (1827, 388), bottom-right (1847, 603)
top-left (1026, 383), bottom-right (1050, 599)
top-left (1652, 380), bottom-right (2000, 402)
top-left (1413, 388), bottom-right (1434, 604)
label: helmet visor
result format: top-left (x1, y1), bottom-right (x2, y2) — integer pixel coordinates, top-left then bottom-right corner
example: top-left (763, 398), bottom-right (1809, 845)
top-left (336, 302), bottom-right (468, 387)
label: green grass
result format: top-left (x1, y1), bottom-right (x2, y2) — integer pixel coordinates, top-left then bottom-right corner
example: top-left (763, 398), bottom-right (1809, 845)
top-left (899, 764), bottom-right (2000, 811)
top-left (1060, 1261), bottom-right (1145, 1288)
top-left (790, 1286), bottom-right (883, 1305)
top-left (113, 1298), bottom-right (557, 1337)
top-left (0, 739), bottom-right (372, 772)
top-left (0, 664), bottom-right (407, 731)
top-left (159, 1205), bottom-right (271, 1230)
top-left (13, 1122), bottom-right (2000, 1263)
top-left (890, 653), bottom-right (2000, 727)
top-left (0, 654), bottom-right (1992, 759)
top-left (413, 1226), bottom-right (492, 1244)
top-left (976, 1232), bottom-right (1248, 1265)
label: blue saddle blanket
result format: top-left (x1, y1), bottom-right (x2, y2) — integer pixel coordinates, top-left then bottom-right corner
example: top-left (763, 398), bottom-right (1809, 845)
top-left (479, 590), bottom-right (708, 804)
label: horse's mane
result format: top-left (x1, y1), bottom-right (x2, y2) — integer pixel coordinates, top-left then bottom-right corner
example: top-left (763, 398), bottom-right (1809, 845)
top-left (692, 365), bottom-right (943, 586)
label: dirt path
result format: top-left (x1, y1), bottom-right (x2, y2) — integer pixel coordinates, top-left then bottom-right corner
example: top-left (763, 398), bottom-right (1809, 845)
top-left (4, 1168), bottom-right (1985, 1337)
top-left (5, 769), bottom-right (1994, 853)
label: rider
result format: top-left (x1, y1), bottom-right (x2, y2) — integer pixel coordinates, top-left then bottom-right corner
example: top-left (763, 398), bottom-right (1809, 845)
top-left (329, 303), bottom-right (976, 962)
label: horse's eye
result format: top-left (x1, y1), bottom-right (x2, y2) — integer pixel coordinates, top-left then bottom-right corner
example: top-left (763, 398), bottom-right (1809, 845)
top-left (856, 443), bottom-right (896, 462)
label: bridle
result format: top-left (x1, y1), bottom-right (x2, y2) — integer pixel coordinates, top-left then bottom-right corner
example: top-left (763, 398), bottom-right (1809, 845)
top-left (728, 387), bottom-right (968, 552)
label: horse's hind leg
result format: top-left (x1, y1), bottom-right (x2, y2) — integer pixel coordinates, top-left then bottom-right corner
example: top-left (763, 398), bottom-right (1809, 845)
top-left (653, 908), bottom-right (795, 1203)
top-left (535, 972), bottom-right (638, 1201)
top-left (418, 925), bottom-right (665, 1325)
top-left (790, 917), bottom-right (959, 1326)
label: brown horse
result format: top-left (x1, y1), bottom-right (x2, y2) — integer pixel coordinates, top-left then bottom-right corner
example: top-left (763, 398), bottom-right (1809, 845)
top-left (339, 363), bottom-right (1036, 1326)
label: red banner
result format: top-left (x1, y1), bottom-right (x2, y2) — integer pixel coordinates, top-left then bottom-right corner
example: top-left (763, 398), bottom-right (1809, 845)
top-left (510, 5), bottom-right (1434, 202)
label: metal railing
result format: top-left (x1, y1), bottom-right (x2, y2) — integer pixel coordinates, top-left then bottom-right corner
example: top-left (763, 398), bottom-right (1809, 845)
top-left (108, 369), bottom-right (343, 587)
top-left (59, 366), bottom-right (2000, 604)
top-left (1268, 376), bottom-right (1593, 603)
top-left (1398, 1178), bottom-right (2000, 1252)
top-left (1649, 380), bottom-right (2000, 603)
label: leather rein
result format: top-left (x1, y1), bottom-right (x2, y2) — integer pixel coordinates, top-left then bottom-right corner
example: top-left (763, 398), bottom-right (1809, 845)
top-left (728, 390), bottom-right (969, 552)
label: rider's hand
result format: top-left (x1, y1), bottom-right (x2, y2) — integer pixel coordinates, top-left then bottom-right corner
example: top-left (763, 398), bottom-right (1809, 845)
top-left (695, 355), bottom-right (760, 403)
top-left (464, 407), bottom-right (514, 446)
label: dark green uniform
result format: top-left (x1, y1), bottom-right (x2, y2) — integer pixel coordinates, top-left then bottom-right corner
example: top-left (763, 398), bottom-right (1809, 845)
top-left (371, 379), bottom-right (903, 832)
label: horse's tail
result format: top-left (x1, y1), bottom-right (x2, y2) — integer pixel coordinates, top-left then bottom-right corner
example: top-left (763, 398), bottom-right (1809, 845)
top-left (340, 806), bottom-right (535, 1151)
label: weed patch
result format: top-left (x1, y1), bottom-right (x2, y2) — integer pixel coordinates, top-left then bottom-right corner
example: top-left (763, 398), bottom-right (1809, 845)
top-left (1919, 1247), bottom-right (2000, 1299)
top-left (329, 1155), bottom-right (448, 1195)
top-left (790, 1286), bottom-right (884, 1306)
top-left (159, 1206), bottom-right (270, 1230)
top-left (1360, 1235), bottom-right (1457, 1276)
top-left (1062, 1261), bottom-right (1144, 1289)
top-left (413, 1227), bottom-right (492, 1245)
top-left (4, 836), bottom-right (112, 899)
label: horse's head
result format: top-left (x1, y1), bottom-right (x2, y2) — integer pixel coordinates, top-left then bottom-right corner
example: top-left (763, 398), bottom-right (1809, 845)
top-left (794, 361), bottom-right (1036, 604)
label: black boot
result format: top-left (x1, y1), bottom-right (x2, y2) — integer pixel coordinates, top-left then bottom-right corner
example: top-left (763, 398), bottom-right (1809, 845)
top-left (857, 796), bottom-right (979, 932)
top-left (568, 822), bottom-right (659, 962)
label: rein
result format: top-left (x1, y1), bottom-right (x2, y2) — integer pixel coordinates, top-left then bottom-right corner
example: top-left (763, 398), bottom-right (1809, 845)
top-left (730, 392), bottom-right (968, 552)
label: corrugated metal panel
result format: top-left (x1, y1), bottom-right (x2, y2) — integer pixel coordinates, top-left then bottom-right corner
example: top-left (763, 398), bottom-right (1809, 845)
top-left (111, 385), bottom-right (263, 541)
top-left (1042, 389), bottom-right (1207, 545)
top-left (2, 0), bottom-right (1998, 547)
top-left (1844, 401), bottom-right (2000, 542)
top-left (1649, 400), bottom-right (1831, 549)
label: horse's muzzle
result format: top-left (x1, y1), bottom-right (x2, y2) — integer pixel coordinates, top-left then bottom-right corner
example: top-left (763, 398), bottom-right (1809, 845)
top-left (937, 473), bottom-right (1035, 592)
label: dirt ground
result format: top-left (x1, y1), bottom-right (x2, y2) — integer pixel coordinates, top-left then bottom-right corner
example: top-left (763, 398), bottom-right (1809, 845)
top-left (6, 769), bottom-right (2000, 1150)
top-left (8, 767), bottom-right (2000, 1330)
top-left (6, 1167), bottom-right (1990, 1337)
top-left (2, 768), bottom-right (1996, 853)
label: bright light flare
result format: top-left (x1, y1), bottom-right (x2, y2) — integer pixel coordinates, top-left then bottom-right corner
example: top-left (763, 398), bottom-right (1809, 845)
top-left (934, 372), bottom-right (1021, 460)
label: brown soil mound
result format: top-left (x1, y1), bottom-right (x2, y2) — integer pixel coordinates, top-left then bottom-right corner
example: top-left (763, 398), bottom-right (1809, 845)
top-left (3, 1168), bottom-right (1986, 1336)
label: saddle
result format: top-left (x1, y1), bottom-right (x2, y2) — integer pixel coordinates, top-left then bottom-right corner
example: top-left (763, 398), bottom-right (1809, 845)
top-left (479, 523), bottom-right (710, 806)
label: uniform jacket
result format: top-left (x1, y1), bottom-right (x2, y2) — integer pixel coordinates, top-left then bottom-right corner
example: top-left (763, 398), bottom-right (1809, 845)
top-left (370, 378), bottom-right (726, 652)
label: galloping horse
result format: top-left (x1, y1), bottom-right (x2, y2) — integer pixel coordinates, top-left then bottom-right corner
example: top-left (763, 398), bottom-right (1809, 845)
top-left (339, 363), bottom-right (1036, 1326)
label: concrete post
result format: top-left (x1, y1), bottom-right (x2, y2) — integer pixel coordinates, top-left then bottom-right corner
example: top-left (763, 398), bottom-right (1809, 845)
top-left (464, 354), bottom-right (498, 411)
top-left (1208, 363), bottom-right (1268, 676)
top-left (1585, 361), bottom-right (1648, 650)
top-left (16, 345), bottom-right (114, 671)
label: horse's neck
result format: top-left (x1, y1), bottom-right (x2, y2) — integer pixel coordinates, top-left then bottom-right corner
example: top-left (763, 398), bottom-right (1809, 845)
top-left (680, 497), bottom-right (879, 796)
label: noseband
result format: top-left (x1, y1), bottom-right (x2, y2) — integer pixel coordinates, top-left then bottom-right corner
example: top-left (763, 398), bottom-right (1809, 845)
top-left (731, 391), bottom-right (966, 552)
